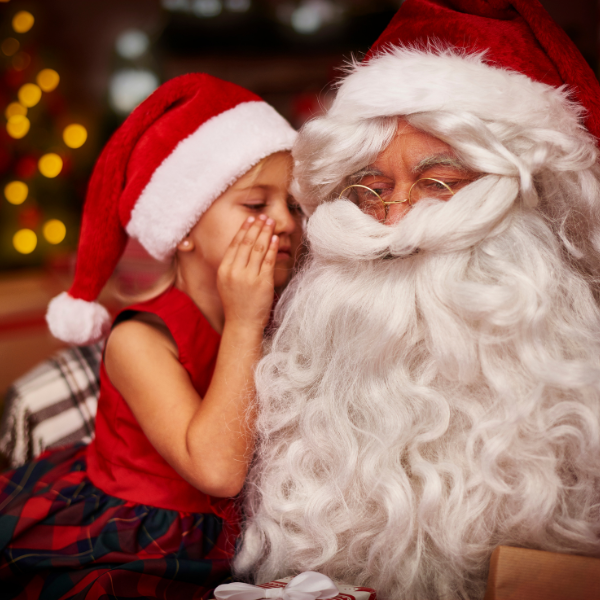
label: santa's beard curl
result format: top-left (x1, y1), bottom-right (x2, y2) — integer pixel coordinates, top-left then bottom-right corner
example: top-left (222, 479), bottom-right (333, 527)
top-left (235, 185), bottom-right (600, 600)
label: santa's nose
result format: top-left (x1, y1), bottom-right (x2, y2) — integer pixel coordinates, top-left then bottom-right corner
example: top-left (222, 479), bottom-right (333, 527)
top-left (384, 201), bottom-right (411, 225)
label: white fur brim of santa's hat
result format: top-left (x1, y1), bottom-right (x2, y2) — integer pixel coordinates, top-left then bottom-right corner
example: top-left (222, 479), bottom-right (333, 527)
top-left (329, 46), bottom-right (584, 137)
top-left (126, 100), bottom-right (297, 261)
top-left (47, 292), bottom-right (111, 345)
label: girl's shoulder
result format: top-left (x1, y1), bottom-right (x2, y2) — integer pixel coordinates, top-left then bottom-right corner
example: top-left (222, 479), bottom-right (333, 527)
top-left (109, 312), bottom-right (176, 353)
top-left (108, 287), bottom-right (184, 357)
top-left (104, 311), bottom-right (179, 394)
top-left (105, 287), bottom-right (220, 387)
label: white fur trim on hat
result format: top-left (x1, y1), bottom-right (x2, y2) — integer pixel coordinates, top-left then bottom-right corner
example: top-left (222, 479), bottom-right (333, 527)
top-left (126, 100), bottom-right (297, 261)
top-left (331, 47), bottom-right (584, 136)
top-left (46, 292), bottom-right (111, 345)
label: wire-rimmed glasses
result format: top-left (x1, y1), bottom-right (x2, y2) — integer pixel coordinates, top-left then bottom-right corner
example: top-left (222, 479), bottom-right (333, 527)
top-left (339, 178), bottom-right (458, 222)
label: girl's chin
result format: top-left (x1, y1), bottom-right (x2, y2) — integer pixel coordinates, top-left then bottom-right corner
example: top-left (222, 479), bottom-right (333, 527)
top-left (274, 270), bottom-right (292, 288)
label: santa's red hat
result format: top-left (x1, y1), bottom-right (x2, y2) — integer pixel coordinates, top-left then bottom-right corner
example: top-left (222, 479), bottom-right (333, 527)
top-left (327, 0), bottom-right (600, 148)
top-left (47, 73), bottom-right (296, 345)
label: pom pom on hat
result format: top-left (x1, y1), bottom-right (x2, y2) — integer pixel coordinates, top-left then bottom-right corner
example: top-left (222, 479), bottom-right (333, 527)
top-left (47, 74), bottom-right (296, 345)
top-left (47, 292), bottom-right (111, 345)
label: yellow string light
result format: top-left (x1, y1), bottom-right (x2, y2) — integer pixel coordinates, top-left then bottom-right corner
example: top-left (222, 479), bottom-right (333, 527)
top-left (39, 153), bottom-right (63, 178)
top-left (4, 181), bottom-right (28, 205)
top-left (37, 69), bottom-right (60, 92)
top-left (12, 11), bottom-right (34, 34)
top-left (43, 219), bottom-right (67, 244)
top-left (1, 37), bottom-right (19, 56)
top-left (13, 229), bottom-right (37, 254)
top-left (18, 83), bottom-right (42, 108)
top-left (6, 114), bottom-right (30, 139)
top-left (5, 102), bottom-right (27, 119)
top-left (63, 124), bottom-right (87, 149)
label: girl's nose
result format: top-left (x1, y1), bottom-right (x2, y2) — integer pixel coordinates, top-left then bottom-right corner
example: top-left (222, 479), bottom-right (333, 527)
top-left (273, 202), bottom-right (298, 235)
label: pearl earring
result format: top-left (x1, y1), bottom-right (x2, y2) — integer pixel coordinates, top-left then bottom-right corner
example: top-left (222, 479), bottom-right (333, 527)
top-left (181, 239), bottom-right (192, 249)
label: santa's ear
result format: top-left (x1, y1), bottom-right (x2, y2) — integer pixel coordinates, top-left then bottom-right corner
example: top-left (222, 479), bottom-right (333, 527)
top-left (177, 237), bottom-right (194, 252)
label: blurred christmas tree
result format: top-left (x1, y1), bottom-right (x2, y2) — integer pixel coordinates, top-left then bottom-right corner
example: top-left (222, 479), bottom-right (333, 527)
top-left (0, 3), bottom-right (93, 271)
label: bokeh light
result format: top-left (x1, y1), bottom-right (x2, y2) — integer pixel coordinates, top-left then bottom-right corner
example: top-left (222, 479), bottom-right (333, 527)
top-left (6, 114), bottom-right (30, 139)
top-left (192, 0), bottom-right (222, 17)
top-left (1, 37), bottom-right (19, 56)
top-left (5, 102), bottom-right (27, 119)
top-left (12, 11), bottom-right (35, 34)
top-left (116, 29), bottom-right (149, 60)
top-left (43, 219), bottom-right (66, 244)
top-left (4, 181), bottom-right (28, 205)
top-left (109, 69), bottom-right (159, 114)
top-left (13, 229), bottom-right (37, 254)
top-left (37, 69), bottom-right (60, 92)
top-left (63, 124), bottom-right (87, 148)
top-left (38, 153), bottom-right (63, 178)
top-left (18, 83), bottom-right (42, 107)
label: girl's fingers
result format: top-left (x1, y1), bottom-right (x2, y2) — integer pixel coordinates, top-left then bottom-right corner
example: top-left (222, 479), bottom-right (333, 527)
top-left (220, 216), bottom-right (256, 268)
top-left (247, 218), bottom-right (276, 274)
top-left (231, 215), bottom-right (271, 269)
top-left (259, 235), bottom-right (279, 276)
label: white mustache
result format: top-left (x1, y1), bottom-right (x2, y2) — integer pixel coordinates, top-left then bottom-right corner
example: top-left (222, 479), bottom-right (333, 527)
top-left (307, 176), bottom-right (518, 261)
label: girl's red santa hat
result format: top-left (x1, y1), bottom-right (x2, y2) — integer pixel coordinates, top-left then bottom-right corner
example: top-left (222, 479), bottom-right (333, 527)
top-left (326, 0), bottom-right (600, 152)
top-left (46, 73), bottom-right (296, 345)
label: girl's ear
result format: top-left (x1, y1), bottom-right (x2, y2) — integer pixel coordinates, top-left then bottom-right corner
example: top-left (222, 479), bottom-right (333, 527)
top-left (177, 237), bottom-right (194, 252)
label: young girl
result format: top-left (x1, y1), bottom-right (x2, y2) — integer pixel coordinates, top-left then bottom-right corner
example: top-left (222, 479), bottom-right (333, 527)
top-left (0, 74), bottom-right (301, 598)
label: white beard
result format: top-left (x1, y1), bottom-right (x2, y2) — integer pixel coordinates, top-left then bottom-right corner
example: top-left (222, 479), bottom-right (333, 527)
top-left (235, 181), bottom-right (600, 600)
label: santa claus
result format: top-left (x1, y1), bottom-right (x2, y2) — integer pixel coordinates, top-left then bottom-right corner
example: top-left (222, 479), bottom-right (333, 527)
top-left (235, 1), bottom-right (600, 599)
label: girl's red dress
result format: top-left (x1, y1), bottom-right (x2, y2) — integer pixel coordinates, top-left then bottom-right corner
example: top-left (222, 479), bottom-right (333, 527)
top-left (0, 287), bottom-right (240, 599)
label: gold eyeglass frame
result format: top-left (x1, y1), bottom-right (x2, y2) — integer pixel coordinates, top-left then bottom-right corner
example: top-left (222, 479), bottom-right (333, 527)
top-left (339, 178), bottom-right (455, 220)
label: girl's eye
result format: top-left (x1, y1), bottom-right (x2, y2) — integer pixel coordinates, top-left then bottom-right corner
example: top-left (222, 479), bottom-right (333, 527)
top-left (287, 202), bottom-right (303, 215)
top-left (243, 203), bottom-right (267, 211)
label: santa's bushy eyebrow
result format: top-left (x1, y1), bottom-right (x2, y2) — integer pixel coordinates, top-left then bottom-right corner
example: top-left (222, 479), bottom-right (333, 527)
top-left (348, 167), bottom-right (385, 183)
top-left (348, 154), bottom-right (470, 184)
top-left (412, 153), bottom-right (469, 175)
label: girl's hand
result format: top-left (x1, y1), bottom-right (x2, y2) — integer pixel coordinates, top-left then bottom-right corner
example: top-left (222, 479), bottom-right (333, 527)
top-left (217, 215), bottom-right (278, 331)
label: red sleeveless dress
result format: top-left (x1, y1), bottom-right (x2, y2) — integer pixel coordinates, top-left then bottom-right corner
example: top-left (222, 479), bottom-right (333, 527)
top-left (0, 287), bottom-right (240, 599)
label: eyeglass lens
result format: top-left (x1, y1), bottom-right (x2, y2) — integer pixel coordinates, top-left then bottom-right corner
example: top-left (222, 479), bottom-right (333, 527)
top-left (343, 178), bottom-right (456, 222)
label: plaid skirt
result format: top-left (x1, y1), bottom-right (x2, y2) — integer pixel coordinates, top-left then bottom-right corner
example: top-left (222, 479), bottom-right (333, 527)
top-left (0, 444), bottom-right (237, 600)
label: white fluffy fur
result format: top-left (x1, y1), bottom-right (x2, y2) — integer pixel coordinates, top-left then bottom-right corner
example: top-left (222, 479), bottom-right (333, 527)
top-left (46, 292), bottom-right (111, 345)
top-left (127, 101), bottom-right (297, 261)
top-left (236, 48), bottom-right (600, 600)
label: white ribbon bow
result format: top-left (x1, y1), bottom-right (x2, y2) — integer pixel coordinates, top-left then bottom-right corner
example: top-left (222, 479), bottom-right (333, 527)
top-left (214, 571), bottom-right (339, 600)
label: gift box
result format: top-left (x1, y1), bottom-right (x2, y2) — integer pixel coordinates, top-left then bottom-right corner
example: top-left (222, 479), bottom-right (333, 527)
top-left (258, 576), bottom-right (377, 600)
top-left (483, 545), bottom-right (600, 600)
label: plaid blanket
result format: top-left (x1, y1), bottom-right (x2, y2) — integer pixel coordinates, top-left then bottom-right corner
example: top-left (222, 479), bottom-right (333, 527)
top-left (0, 344), bottom-right (102, 468)
top-left (0, 444), bottom-right (235, 599)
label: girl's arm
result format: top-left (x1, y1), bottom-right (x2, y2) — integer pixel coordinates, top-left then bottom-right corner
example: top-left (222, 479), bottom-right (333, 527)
top-left (105, 216), bottom-right (278, 497)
